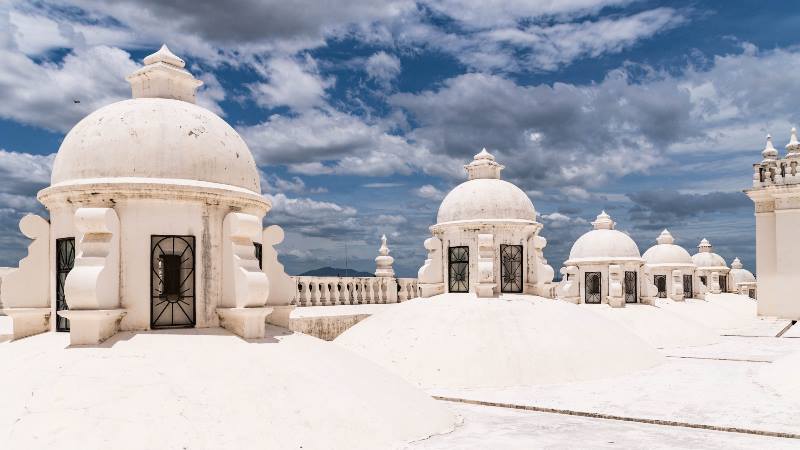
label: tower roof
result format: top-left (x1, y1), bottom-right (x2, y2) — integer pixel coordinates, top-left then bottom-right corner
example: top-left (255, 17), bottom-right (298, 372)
top-left (464, 148), bottom-right (504, 180)
top-left (126, 44), bottom-right (203, 103)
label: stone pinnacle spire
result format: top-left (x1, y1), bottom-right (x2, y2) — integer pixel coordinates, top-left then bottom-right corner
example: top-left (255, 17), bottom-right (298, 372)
top-left (786, 127), bottom-right (800, 158)
top-left (126, 44), bottom-right (203, 104)
top-left (465, 148), bottom-right (504, 180)
top-left (762, 134), bottom-right (778, 163)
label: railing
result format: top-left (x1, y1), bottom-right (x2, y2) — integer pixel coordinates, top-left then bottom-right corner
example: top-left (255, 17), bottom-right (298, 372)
top-left (753, 158), bottom-right (800, 187)
top-left (291, 276), bottom-right (419, 307)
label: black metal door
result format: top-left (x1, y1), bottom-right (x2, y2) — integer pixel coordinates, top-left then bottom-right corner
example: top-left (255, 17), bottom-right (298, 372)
top-left (585, 272), bottom-right (601, 304)
top-left (55, 237), bottom-right (75, 332)
top-left (654, 274), bottom-right (667, 298)
top-left (448, 246), bottom-right (469, 293)
top-left (625, 271), bottom-right (638, 303)
top-left (500, 245), bottom-right (523, 293)
top-left (718, 275), bottom-right (727, 293)
top-left (683, 275), bottom-right (693, 299)
top-left (151, 235), bottom-right (196, 329)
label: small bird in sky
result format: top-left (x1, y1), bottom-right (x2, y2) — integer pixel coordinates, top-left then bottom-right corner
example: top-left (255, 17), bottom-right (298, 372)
top-left (73, 99), bottom-right (80, 104)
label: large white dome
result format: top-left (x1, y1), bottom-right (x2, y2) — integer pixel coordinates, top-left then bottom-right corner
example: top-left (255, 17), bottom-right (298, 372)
top-left (568, 212), bottom-right (640, 261)
top-left (437, 178), bottom-right (536, 223)
top-left (51, 98), bottom-right (260, 193)
top-left (335, 295), bottom-right (663, 389)
top-left (50, 45), bottom-right (260, 194)
top-left (642, 230), bottom-right (694, 266)
top-left (435, 148), bottom-right (536, 224)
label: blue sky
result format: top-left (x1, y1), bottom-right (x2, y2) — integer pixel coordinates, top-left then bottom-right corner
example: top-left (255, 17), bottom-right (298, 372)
top-left (1, 0), bottom-right (799, 277)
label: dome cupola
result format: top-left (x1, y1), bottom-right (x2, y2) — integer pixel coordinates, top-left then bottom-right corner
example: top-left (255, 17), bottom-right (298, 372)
top-left (48, 45), bottom-right (261, 194)
top-left (435, 149), bottom-right (536, 225)
top-left (642, 229), bottom-right (694, 266)
top-left (567, 211), bottom-right (641, 262)
top-left (691, 238), bottom-right (728, 269)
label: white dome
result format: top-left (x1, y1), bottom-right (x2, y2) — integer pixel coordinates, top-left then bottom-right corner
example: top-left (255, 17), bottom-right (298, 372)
top-left (51, 98), bottom-right (260, 193)
top-left (335, 295), bottom-right (663, 389)
top-left (436, 148), bottom-right (536, 224)
top-left (691, 239), bottom-right (728, 268)
top-left (0, 329), bottom-right (457, 449)
top-left (437, 178), bottom-right (536, 223)
top-left (567, 212), bottom-right (640, 261)
top-left (50, 45), bottom-right (260, 194)
top-left (642, 230), bottom-right (694, 266)
top-left (729, 258), bottom-right (756, 284)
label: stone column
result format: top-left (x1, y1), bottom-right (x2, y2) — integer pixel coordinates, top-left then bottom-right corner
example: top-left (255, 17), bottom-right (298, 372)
top-left (261, 225), bottom-right (296, 328)
top-left (417, 237), bottom-right (444, 297)
top-left (475, 233), bottom-right (495, 297)
top-left (60, 208), bottom-right (125, 345)
top-left (0, 214), bottom-right (51, 340)
top-left (217, 212), bottom-right (272, 339)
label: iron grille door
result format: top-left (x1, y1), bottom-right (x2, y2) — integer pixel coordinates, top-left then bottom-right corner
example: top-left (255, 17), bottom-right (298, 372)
top-left (585, 272), bottom-right (601, 304)
top-left (683, 275), bottom-right (693, 299)
top-left (151, 235), bottom-right (196, 329)
top-left (500, 244), bottom-right (523, 293)
top-left (55, 237), bottom-right (75, 332)
top-left (654, 274), bottom-right (667, 298)
top-left (625, 271), bottom-right (638, 303)
top-left (253, 242), bottom-right (263, 270)
top-left (448, 246), bottom-right (469, 293)
top-left (718, 275), bottom-right (727, 293)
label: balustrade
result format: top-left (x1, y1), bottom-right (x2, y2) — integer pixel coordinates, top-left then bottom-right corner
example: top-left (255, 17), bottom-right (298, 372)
top-left (290, 276), bottom-right (419, 307)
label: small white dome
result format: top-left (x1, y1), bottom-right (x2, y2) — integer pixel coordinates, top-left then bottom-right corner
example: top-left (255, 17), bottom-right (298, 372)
top-left (436, 149), bottom-right (535, 224)
top-left (691, 238), bottom-right (728, 268)
top-left (642, 230), bottom-right (693, 266)
top-left (568, 212), bottom-right (640, 261)
top-left (729, 258), bottom-right (756, 284)
top-left (50, 45), bottom-right (260, 194)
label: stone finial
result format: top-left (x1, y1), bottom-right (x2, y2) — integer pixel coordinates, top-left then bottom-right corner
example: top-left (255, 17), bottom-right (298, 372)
top-left (656, 229), bottom-right (674, 245)
top-left (375, 234), bottom-right (395, 277)
top-left (126, 44), bottom-right (203, 104)
top-left (591, 211), bottom-right (615, 230)
top-left (761, 134), bottom-right (778, 163)
top-left (731, 257), bottom-right (743, 269)
top-left (698, 238), bottom-right (712, 253)
top-left (786, 127), bottom-right (800, 158)
top-left (465, 148), bottom-right (504, 180)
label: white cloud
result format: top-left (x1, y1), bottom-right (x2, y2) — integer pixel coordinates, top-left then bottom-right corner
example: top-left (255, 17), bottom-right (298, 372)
top-left (414, 184), bottom-right (445, 200)
top-left (365, 51), bottom-right (401, 84)
top-left (248, 55), bottom-right (333, 112)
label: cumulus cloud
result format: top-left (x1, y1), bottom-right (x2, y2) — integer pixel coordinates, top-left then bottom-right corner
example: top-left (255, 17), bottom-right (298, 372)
top-left (248, 55), bottom-right (333, 111)
top-left (414, 184), bottom-right (445, 200)
top-left (365, 51), bottom-right (401, 85)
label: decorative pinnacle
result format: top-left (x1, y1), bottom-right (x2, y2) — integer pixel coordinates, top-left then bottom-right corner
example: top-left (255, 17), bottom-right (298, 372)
top-left (465, 147), bottom-right (503, 180)
top-left (592, 210), bottom-right (615, 230)
top-left (378, 234), bottom-right (390, 256)
top-left (698, 238), bottom-right (712, 252)
top-left (143, 44), bottom-right (186, 68)
top-left (787, 127), bottom-right (800, 158)
top-left (762, 134), bottom-right (778, 162)
top-left (731, 257), bottom-right (743, 269)
top-left (656, 229), bottom-right (674, 245)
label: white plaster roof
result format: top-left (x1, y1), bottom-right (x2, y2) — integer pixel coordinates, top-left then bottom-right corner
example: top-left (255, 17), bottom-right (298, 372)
top-left (729, 257), bottom-right (756, 284)
top-left (436, 149), bottom-right (536, 224)
top-left (567, 212), bottom-right (641, 262)
top-left (335, 294), bottom-right (663, 389)
top-left (642, 230), bottom-right (694, 266)
top-left (691, 238), bottom-right (728, 269)
top-left (50, 46), bottom-right (260, 193)
top-left (0, 328), bottom-right (456, 449)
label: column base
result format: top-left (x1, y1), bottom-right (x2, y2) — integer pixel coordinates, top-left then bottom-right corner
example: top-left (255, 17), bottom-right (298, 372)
top-left (607, 297), bottom-right (626, 308)
top-left (475, 284), bottom-right (495, 298)
top-left (265, 305), bottom-right (295, 328)
top-left (58, 309), bottom-right (126, 345)
top-left (0, 308), bottom-right (51, 340)
top-left (418, 283), bottom-right (444, 298)
top-left (217, 307), bottom-right (273, 339)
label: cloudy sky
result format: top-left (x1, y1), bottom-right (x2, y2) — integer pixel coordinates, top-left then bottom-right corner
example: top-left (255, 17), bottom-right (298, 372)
top-left (1, 0), bottom-right (797, 276)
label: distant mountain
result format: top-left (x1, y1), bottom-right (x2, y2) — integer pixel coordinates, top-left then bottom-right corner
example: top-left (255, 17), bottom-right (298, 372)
top-left (299, 266), bottom-right (374, 277)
